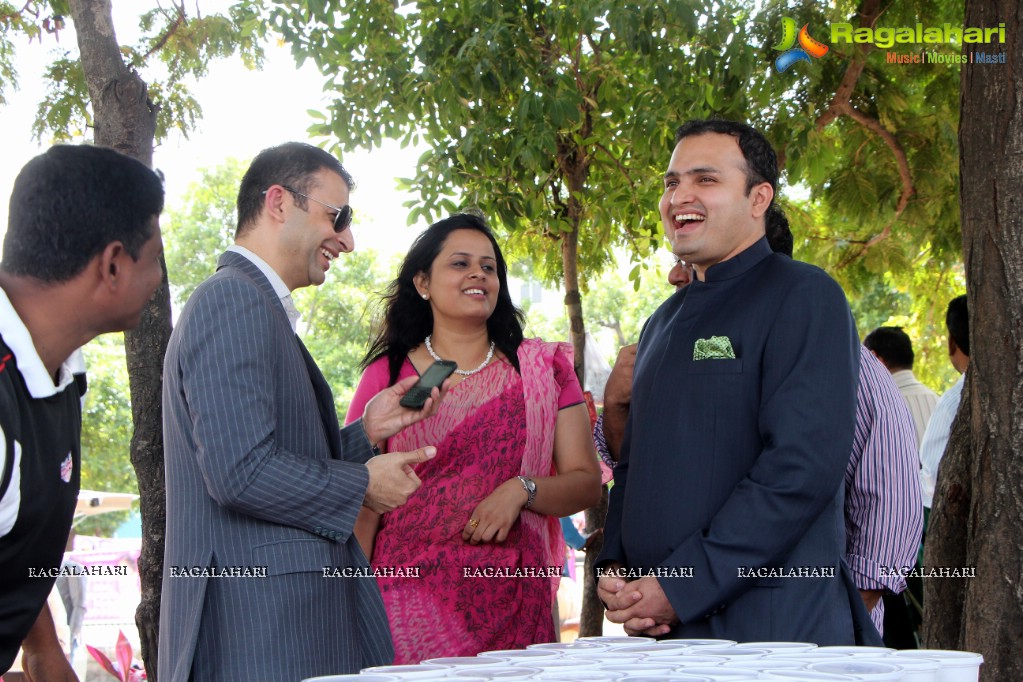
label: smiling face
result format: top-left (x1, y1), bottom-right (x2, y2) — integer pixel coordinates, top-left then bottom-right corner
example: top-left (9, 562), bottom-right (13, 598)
top-left (659, 132), bottom-right (773, 278)
top-left (415, 228), bottom-right (500, 325)
top-left (278, 169), bottom-right (353, 290)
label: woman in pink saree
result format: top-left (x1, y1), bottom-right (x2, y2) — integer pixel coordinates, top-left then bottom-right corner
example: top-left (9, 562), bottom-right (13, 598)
top-left (346, 214), bottom-right (601, 663)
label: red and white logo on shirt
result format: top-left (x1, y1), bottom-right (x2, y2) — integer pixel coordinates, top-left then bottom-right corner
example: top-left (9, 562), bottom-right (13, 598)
top-left (60, 452), bottom-right (73, 483)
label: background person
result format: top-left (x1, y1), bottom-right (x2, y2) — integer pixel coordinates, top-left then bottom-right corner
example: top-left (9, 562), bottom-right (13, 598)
top-left (346, 213), bottom-right (601, 662)
top-left (0, 145), bottom-right (164, 679)
top-left (919, 294), bottom-right (969, 512)
top-left (863, 326), bottom-right (938, 446)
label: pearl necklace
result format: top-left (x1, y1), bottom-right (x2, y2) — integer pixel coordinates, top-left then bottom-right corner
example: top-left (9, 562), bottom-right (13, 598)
top-left (425, 335), bottom-right (495, 376)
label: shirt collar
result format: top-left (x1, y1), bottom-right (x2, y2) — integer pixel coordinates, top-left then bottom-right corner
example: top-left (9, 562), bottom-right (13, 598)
top-left (227, 245), bottom-right (300, 331)
top-left (701, 236), bottom-right (773, 283)
top-left (0, 286), bottom-right (75, 398)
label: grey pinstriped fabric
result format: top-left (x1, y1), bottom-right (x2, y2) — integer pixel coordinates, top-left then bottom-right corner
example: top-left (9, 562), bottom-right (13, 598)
top-left (159, 251), bottom-right (393, 681)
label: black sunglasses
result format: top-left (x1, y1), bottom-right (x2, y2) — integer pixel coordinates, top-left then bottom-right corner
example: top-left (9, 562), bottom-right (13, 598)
top-left (265, 185), bottom-right (353, 233)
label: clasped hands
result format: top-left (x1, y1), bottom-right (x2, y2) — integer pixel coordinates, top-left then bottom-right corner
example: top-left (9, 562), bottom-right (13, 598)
top-left (597, 563), bottom-right (679, 637)
top-left (360, 375), bottom-right (451, 513)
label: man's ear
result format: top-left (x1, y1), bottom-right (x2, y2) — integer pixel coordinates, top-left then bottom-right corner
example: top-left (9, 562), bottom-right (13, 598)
top-left (98, 242), bottom-right (126, 289)
top-left (264, 185), bottom-right (288, 223)
top-left (948, 336), bottom-right (958, 357)
top-left (750, 182), bottom-right (774, 219)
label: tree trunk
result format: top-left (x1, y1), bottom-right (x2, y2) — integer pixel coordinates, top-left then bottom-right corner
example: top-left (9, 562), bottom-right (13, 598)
top-left (561, 224), bottom-right (585, 378)
top-left (580, 486), bottom-right (607, 637)
top-left (921, 384), bottom-right (971, 647)
top-left (68, 1), bottom-right (168, 677)
top-left (559, 196), bottom-right (606, 636)
top-left (924, 1), bottom-right (1023, 676)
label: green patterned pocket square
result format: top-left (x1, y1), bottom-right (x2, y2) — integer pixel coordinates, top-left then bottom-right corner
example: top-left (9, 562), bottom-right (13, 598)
top-left (693, 336), bottom-right (736, 360)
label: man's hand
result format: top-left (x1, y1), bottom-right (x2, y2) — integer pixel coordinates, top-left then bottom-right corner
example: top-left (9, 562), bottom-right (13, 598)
top-left (603, 576), bottom-right (678, 637)
top-left (602, 344), bottom-right (637, 460)
top-left (859, 588), bottom-right (883, 614)
top-left (361, 375), bottom-right (451, 444)
top-left (21, 603), bottom-right (78, 682)
top-left (363, 447), bottom-right (436, 513)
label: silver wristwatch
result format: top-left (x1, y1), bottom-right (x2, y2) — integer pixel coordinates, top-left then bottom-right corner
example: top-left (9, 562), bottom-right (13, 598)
top-left (517, 475), bottom-right (537, 509)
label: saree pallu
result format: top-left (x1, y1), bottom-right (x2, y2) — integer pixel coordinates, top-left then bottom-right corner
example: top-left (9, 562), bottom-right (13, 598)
top-left (350, 339), bottom-right (576, 663)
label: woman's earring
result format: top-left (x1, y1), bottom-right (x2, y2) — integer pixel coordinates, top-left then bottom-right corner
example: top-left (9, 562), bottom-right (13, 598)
top-left (421, 293), bottom-right (429, 300)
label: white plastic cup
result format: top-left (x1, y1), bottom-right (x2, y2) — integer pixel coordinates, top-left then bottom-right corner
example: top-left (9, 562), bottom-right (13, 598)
top-left (815, 646), bottom-right (896, 657)
top-left (482, 648), bottom-right (563, 660)
top-left (616, 643), bottom-right (693, 657)
top-left (759, 671), bottom-right (858, 680)
top-left (656, 655), bottom-right (730, 666)
top-left (765, 652), bottom-right (852, 662)
top-left (718, 659), bottom-right (809, 671)
top-left (670, 668), bottom-right (764, 679)
top-left (528, 657), bottom-right (603, 670)
top-left (603, 663), bottom-right (679, 675)
top-left (690, 647), bottom-right (769, 659)
top-left (360, 664), bottom-right (451, 679)
top-left (666, 639), bottom-right (738, 648)
top-left (530, 670), bottom-right (625, 680)
top-left (852, 656), bottom-right (940, 682)
top-left (892, 649), bottom-right (984, 682)
top-left (527, 641), bottom-right (606, 652)
top-left (806, 660), bottom-right (904, 680)
top-left (578, 635), bottom-right (657, 646)
top-left (422, 656), bottom-right (507, 667)
top-left (733, 641), bottom-right (818, 653)
top-left (453, 667), bottom-right (542, 679)
top-left (302, 675), bottom-right (399, 682)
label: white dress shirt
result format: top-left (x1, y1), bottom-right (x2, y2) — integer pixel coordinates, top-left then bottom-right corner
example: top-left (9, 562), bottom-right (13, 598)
top-left (890, 369), bottom-right (939, 446)
top-left (227, 245), bottom-right (300, 332)
top-left (918, 373), bottom-right (965, 508)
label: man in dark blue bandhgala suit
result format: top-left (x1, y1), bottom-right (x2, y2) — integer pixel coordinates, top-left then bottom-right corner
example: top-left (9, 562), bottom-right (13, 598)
top-left (596, 120), bottom-right (880, 645)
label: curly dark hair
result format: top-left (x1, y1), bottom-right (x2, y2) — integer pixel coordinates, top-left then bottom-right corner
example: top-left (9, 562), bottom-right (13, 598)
top-left (363, 213), bottom-right (525, 384)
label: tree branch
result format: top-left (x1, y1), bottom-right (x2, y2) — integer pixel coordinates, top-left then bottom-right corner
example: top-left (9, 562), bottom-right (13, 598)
top-left (811, 0), bottom-right (916, 267)
top-left (140, 2), bottom-right (186, 62)
top-left (594, 142), bottom-right (635, 188)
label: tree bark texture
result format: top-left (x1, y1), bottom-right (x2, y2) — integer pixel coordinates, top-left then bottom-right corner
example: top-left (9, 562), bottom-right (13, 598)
top-left (580, 486), bottom-right (608, 637)
top-left (68, 1), bottom-right (168, 677)
top-left (924, 1), bottom-right (1023, 676)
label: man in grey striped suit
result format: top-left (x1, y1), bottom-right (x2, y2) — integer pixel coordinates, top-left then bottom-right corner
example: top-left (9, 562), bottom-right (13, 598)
top-left (160, 143), bottom-right (443, 681)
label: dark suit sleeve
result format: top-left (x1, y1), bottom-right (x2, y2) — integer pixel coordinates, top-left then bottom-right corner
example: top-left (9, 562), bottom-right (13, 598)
top-left (177, 278), bottom-right (369, 542)
top-left (657, 273), bottom-right (859, 623)
top-left (339, 421), bottom-right (375, 465)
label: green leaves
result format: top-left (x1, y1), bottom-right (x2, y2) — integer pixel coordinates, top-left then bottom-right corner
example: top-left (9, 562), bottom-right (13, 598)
top-left (3, 1), bottom-right (266, 144)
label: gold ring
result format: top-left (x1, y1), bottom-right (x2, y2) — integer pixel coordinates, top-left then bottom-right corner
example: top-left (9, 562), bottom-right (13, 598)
top-left (469, 519), bottom-right (480, 528)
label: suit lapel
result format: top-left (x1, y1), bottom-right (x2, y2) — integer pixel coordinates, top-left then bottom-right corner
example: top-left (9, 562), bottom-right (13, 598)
top-left (217, 251), bottom-right (343, 460)
top-left (295, 335), bottom-right (344, 460)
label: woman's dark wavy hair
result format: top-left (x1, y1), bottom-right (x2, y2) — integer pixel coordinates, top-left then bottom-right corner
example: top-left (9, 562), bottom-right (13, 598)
top-left (363, 213), bottom-right (525, 384)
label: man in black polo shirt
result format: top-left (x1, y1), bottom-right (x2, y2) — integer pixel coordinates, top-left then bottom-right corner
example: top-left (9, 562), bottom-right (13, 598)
top-left (0, 145), bottom-right (164, 678)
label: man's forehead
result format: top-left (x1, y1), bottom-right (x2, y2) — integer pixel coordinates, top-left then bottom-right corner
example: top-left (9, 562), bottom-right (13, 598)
top-left (667, 133), bottom-right (745, 172)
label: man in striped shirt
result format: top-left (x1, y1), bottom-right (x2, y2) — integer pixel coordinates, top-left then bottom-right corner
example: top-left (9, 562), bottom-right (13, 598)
top-left (863, 326), bottom-right (939, 446)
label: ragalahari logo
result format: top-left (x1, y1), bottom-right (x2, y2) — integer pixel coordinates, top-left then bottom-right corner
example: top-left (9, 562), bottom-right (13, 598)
top-left (774, 17), bottom-right (829, 72)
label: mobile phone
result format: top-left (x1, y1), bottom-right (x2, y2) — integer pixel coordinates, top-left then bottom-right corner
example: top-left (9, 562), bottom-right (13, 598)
top-left (399, 360), bottom-right (457, 409)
